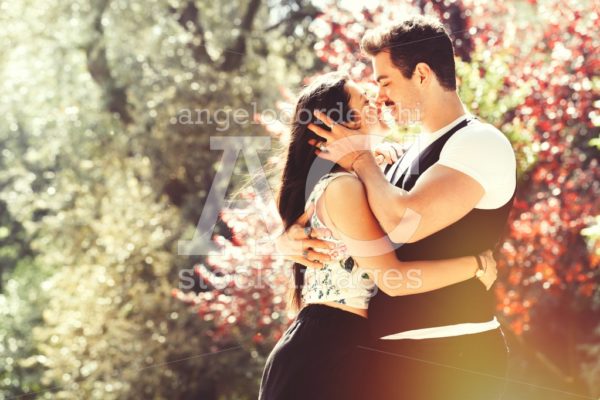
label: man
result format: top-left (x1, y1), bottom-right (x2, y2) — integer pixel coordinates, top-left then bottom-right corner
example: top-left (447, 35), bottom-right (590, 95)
top-left (277, 15), bottom-right (516, 399)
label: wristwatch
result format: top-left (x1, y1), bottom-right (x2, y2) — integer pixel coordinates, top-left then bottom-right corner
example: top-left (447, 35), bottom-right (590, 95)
top-left (475, 254), bottom-right (486, 278)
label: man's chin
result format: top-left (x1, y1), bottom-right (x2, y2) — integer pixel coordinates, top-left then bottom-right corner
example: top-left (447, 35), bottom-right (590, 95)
top-left (393, 112), bottom-right (420, 127)
top-left (370, 121), bottom-right (391, 136)
top-left (392, 114), bottom-right (405, 126)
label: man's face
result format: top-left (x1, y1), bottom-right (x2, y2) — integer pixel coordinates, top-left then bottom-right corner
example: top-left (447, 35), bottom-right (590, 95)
top-left (372, 51), bottom-right (422, 126)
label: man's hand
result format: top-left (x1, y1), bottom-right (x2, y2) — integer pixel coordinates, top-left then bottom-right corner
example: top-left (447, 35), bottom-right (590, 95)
top-left (373, 142), bottom-right (404, 166)
top-left (476, 249), bottom-right (498, 291)
top-left (275, 204), bottom-right (347, 269)
top-left (307, 110), bottom-right (374, 171)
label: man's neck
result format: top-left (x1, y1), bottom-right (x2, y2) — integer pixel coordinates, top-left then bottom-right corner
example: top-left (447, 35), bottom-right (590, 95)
top-left (332, 165), bottom-right (351, 174)
top-left (421, 91), bottom-right (467, 134)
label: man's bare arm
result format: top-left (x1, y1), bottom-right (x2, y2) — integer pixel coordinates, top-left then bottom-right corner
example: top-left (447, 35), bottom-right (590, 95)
top-left (307, 110), bottom-right (485, 244)
top-left (352, 153), bottom-right (485, 243)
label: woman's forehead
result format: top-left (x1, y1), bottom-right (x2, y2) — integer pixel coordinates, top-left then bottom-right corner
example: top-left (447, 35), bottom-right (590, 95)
top-left (346, 81), bottom-right (369, 98)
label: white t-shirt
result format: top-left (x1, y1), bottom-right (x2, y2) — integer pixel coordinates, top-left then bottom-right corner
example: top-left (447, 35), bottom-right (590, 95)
top-left (387, 114), bottom-right (516, 210)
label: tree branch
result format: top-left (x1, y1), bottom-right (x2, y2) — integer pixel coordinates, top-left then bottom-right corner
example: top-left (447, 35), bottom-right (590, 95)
top-left (264, 4), bottom-right (320, 34)
top-left (171, 1), bottom-right (214, 64)
top-left (220, 0), bottom-right (261, 72)
top-left (84, 0), bottom-right (133, 125)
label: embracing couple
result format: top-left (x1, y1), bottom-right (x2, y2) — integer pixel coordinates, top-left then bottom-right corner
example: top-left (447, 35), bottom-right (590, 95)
top-left (259, 15), bottom-right (516, 400)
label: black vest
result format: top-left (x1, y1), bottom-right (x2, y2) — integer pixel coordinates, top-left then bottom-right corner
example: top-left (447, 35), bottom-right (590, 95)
top-left (368, 118), bottom-right (516, 338)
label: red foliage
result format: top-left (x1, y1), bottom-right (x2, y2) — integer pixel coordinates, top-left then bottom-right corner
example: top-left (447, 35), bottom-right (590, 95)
top-left (310, 0), bottom-right (600, 337)
top-left (461, 0), bottom-right (600, 335)
top-left (172, 192), bottom-right (294, 347)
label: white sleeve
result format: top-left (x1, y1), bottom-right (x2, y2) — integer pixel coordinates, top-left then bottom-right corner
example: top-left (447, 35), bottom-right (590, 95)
top-left (437, 123), bottom-right (516, 209)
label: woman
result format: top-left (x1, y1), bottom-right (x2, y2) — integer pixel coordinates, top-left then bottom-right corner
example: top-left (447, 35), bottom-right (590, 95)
top-left (258, 72), bottom-right (497, 400)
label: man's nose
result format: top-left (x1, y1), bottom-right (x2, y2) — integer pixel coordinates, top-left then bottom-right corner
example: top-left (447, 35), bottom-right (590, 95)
top-left (376, 90), bottom-right (388, 106)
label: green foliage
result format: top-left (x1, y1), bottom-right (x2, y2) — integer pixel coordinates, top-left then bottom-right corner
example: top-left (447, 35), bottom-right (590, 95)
top-left (581, 216), bottom-right (600, 257)
top-left (0, 0), bottom-right (321, 398)
top-left (0, 260), bottom-right (50, 397)
top-left (456, 49), bottom-right (536, 177)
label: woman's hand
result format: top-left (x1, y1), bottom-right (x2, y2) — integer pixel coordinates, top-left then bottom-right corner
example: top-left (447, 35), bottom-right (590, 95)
top-left (476, 249), bottom-right (498, 290)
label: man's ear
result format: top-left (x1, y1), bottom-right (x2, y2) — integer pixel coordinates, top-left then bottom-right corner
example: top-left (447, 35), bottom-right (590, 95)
top-left (414, 63), bottom-right (432, 85)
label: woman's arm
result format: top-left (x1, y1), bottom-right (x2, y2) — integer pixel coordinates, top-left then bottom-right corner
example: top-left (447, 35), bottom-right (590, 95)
top-left (318, 175), bottom-right (495, 297)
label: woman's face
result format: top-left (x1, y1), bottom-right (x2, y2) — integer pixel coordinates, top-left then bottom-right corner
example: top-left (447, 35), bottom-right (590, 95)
top-left (344, 80), bottom-right (387, 133)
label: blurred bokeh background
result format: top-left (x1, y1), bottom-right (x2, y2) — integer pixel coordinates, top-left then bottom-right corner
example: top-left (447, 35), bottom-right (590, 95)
top-left (0, 0), bottom-right (598, 399)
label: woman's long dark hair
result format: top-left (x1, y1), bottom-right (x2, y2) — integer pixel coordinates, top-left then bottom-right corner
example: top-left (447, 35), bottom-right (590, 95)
top-left (277, 72), bottom-right (354, 310)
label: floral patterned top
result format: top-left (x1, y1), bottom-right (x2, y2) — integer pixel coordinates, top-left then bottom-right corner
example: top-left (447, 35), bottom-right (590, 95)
top-left (301, 172), bottom-right (376, 309)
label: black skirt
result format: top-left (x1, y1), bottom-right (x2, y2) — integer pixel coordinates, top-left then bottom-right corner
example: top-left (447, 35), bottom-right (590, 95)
top-left (259, 304), bottom-right (369, 400)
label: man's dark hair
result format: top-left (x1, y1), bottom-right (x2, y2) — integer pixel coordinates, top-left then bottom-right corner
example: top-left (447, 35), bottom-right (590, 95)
top-left (361, 15), bottom-right (457, 91)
